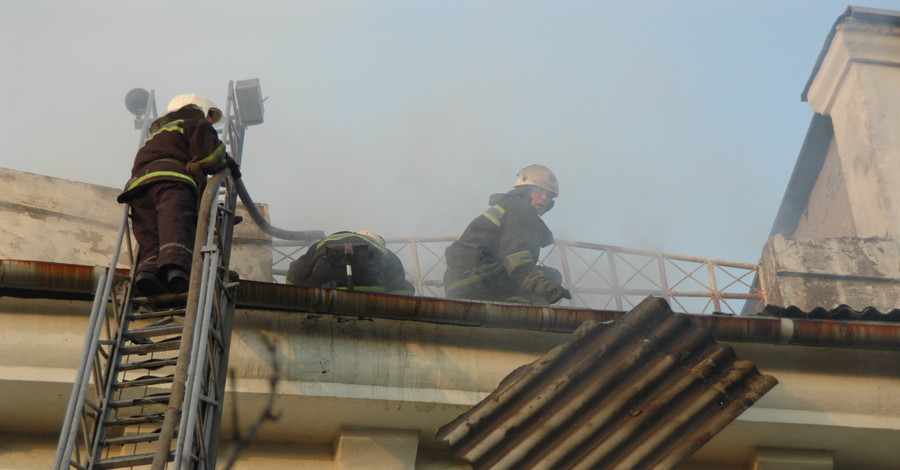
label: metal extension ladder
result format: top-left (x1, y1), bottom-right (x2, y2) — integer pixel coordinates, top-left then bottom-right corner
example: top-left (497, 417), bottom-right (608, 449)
top-left (53, 82), bottom-right (250, 470)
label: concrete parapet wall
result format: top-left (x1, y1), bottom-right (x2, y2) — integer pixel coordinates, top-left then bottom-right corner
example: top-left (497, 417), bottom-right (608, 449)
top-left (0, 167), bottom-right (122, 266)
top-left (0, 167), bottom-right (272, 281)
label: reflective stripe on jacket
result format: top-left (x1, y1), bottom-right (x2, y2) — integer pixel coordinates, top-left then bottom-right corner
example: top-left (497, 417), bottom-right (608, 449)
top-left (117, 118), bottom-right (229, 202)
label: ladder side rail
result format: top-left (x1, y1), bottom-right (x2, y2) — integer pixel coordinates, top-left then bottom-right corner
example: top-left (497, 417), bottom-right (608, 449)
top-left (175, 204), bottom-right (222, 469)
top-left (190, 86), bottom-right (246, 468)
top-left (176, 249), bottom-right (221, 470)
top-left (201, 173), bottom-right (241, 470)
top-left (87, 212), bottom-right (140, 468)
top-left (53, 271), bottom-right (109, 470)
top-left (152, 171), bottom-right (229, 470)
top-left (202, 274), bottom-right (237, 470)
top-left (86, 291), bottom-right (131, 469)
top-left (53, 206), bottom-right (131, 470)
top-left (187, 87), bottom-right (242, 470)
top-left (173, 83), bottom-right (244, 469)
top-left (192, 201), bottom-right (237, 470)
top-left (177, 84), bottom-right (238, 470)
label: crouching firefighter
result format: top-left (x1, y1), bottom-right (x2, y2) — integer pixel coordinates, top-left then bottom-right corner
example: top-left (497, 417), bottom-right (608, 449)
top-left (286, 231), bottom-right (415, 296)
top-left (117, 93), bottom-right (241, 296)
top-left (443, 164), bottom-right (571, 305)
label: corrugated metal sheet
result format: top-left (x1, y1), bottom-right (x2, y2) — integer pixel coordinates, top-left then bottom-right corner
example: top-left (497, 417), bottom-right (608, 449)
top-left (436, 296), bottom-right (778, 470)
top-left (758, 304), bottom-right (900, 322)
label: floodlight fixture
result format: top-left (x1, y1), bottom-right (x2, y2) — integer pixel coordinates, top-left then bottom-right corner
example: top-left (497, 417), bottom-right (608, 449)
top-left (235, 79), bottom-right (265, 126)
top-left (125, 88), bottom-right (150, 117)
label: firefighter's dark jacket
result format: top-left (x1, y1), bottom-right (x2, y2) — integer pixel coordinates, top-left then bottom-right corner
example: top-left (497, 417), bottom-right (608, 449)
top-left (444, 188), bottom-right (554, 295)
top-left (117, 117), bottom-right (232, 203)
top-left (286, 232), bottom-right (415, 296)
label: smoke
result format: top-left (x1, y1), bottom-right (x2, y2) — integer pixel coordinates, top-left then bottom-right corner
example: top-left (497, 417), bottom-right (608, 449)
top-left (6, 0), bottom-right (896, 265)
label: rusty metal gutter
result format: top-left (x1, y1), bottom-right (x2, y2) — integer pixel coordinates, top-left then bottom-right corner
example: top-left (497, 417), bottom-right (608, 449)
top-left (0, 259), bottom-right (126, 301)
top-left (233, 280), bottom-right (900, 351)
top-left (2, 259), bottom-right (898, 350)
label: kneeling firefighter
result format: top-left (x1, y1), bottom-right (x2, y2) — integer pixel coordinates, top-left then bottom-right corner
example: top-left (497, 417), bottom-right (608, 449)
top-left (287, 230), bottom-right (415, 296)
top-left (443, 164), bottom-right (571, 305)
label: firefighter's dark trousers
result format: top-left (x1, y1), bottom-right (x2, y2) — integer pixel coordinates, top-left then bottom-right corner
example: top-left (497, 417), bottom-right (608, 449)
top-left (129, 182), bottom-right (197, 276)
top-left (444, 263), bottom-right (563, 304)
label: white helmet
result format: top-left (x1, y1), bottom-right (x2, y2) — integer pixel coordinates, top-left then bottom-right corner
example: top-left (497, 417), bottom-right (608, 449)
top-left (166, 93), bottom-right (223, 124)
top-left (355, 230), bottom-right (386, 247)
top-left (514, 164), bottom-right (559, 196)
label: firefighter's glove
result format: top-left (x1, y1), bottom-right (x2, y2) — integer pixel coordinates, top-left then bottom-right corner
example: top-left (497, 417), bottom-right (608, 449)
top-left (541, 284), bottom-right (572, 304)
top-left (227, 158), bottom-right (242, 179)
top-left (185, 162), bottom-right (204, 181)
top-left (523, 270), bottom-right (571, 304)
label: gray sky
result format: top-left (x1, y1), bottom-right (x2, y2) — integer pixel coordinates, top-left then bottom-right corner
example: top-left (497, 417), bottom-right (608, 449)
top-left (2, 1), bottom-right (895, 266)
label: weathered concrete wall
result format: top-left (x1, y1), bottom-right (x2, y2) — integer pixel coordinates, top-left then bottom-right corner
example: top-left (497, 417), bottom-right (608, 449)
top-left (791, 138), bottom-right (856, 239)
top-left (0, 167), bottom-right (123, 266)
top-left (805, 14), bottom-right (900, 241)
top-left (232, 202), bottom-right (274, 282)
top-left (760, 234), bottom-right (900, 310)
top-left (765, 10), bottom-right (900, 310)
top-left (3, 295), bottom-right (898, 469)
top-left (0, 167), bottom-right (272, 281)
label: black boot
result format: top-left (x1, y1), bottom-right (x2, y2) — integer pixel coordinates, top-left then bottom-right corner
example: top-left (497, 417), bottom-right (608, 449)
top-left (134, 271), bottom-right (165, 296)
top-left (165, 268), bottom-right (191, 294)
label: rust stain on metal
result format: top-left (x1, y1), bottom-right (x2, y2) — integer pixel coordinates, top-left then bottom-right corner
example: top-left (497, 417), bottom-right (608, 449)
top-left (3, 260), bottom-right (897, 350)
top-left (791, 319), bottom-right (900, 349)
top-left (689, 314), bottom-right (782, 343)
top-left (0, 259), bottom-right (127, 295)
top-left (435, 297), bottom-right (778, 470)
top-left (235, 281), bottom-right (900, 350)
top-left (236, 280), bottom-right (621, 332)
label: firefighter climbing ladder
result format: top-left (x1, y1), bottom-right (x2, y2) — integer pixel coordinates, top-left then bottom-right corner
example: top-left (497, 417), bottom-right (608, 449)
top-left (52, 82), bottom-right (248, 470)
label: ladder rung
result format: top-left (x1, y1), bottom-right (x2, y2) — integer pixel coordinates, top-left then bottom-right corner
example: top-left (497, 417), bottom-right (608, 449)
top-left (105, 412), bottom-right (165, 427)
top-left (125, 324), bottom-right (184, 339)
top-left (103, 432), bottom-right (161, 447)
top-left (118, 357), bottom-right (178, 372)
top-left (120, 339), bottom-right (180, 355)
top-left (130, 308), bottom-right (186, 322)
top-left (115, 374), bottom-right (174, 389)
top-left (110, 393), bottom-right (172, 408)
top-left (94, 451), bottom-right (172, 469)
top-left (131, 293), bottom-right (188, 308)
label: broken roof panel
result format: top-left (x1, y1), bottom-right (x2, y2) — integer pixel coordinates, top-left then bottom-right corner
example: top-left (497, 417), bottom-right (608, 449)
top-left (436, 296), bottom-right (778, 470)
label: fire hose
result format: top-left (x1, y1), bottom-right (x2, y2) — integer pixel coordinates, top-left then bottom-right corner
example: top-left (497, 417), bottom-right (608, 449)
top-left (234, 176), bottom-right (325, 242)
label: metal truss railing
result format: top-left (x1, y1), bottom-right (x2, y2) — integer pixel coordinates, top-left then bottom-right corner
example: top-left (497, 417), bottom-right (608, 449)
top-left (272, 237), bottom-right (765, 315)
